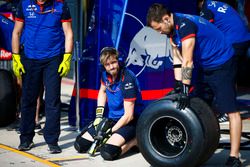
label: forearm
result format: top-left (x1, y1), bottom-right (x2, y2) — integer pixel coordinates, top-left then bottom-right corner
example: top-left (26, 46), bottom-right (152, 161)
top-left (97, 85), bottom-right (107, 107)
top-left (172, 46), bottom-right (182, 81)
top-left (181, 38), bottom-right (195, 85)
top-left (112, 101), bottom-right (134, 132)
top-left (112, 114), bottom-right (134, 132)
top-left (181, 60), bottom-right (193, 85)
top-left (12, 31), bottom-right (21, 54)
top-left (63, 22), bottom-right (73, 53)
top-left (12, 21), bottom-right (24, 54)
top-left (64, 33), bottom-right (73, 53)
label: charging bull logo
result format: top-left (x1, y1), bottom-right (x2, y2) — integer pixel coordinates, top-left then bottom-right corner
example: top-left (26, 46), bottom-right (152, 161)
top-left (126, 27), bottom-right (172, 76)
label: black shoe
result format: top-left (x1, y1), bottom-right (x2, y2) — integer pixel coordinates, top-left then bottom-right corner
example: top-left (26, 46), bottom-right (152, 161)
top-left (34, 123), bottom-right (42, 132)
top-left (225, 156), bottom-right (242, 167)
top-left (18, 142), bottom-right (34, 151)
top-left (218, 113), bottom-right (229, 123)
top-left (48, 144), bottom-right (62, 154)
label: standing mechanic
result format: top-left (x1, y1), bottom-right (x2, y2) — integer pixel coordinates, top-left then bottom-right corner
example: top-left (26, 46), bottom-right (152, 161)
top-left (198, 0), bottom-right (250, 87)
top-left (12, 0), bottom-right (73, 153)
top-left (74, 47), bottom-right (144, 160)
top-left (147, 3), bottom-right (242, 167)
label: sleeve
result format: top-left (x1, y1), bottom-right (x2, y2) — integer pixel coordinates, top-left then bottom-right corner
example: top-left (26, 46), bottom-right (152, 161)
top-left (178, 18), bottom-right (197, 42)
top-left (14, 1), bottom-right (24, 22)
top-left (61, 2), bottom-right (72, 22)
top-left (121, 71), bottom-right (138, 101)
top-left (200, 6), bottom-right (214, 23)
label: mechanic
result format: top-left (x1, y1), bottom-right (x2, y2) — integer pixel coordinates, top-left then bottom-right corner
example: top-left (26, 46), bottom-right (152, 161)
top-left (146, 3), bottom-right (242, 167)
top-left (75, 47), bottom-right (144, 160)
top-left (198, 0), bottom-right (250, 93)
top-left (12, 0), bottom-right (73, 153)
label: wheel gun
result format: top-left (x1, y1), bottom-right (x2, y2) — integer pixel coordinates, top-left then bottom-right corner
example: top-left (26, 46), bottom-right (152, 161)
top-left (88, 118), bottom-right (113, 156)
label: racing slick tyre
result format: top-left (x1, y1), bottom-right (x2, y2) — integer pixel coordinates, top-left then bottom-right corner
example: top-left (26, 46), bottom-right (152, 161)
top-left (189, 97), bottom-right (220, 165)
top-left (136, 94), bottom-right (220, 167)
top-left (0, 69), bottom-right (17, 127)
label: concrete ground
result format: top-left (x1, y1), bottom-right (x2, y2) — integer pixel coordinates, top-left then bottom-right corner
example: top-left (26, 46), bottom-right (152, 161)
top-left (0, 78), bottom-right (249, 167)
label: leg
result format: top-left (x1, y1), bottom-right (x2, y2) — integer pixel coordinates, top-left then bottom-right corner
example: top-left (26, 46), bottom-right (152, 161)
top-left (43, 56), bottom-right (62, 145)
top-left (74, 123), bottom-right (97, 153)
top-left (19, 57), bottom-right (43, 145)
top-left (228, 112), bottom-right (242, 158)
top-left (100, 120), bottom-right (136, 160)
top-left (121, 137), bottom-right (137, 155)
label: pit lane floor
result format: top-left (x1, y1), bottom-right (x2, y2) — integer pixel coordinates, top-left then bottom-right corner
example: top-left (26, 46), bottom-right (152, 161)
top-left (0, 78), bottom-right (249, 167)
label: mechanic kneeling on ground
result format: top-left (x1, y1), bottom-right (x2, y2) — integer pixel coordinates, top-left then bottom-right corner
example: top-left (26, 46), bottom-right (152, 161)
top-left (75, 47), bottom-right (144, 160)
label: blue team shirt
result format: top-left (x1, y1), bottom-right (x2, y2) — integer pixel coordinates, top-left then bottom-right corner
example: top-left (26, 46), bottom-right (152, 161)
top-left (171, 13), bottom-right (234, 69)
top-left (200, 0), bottom-right (250, 44)
top-left (101, 68), bottom-right (144, 120)
top-left (15, 0), bottom-right (72, 59)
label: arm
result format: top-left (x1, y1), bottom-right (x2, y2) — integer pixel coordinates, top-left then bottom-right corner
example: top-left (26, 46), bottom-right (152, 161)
top-left (111, 100), bottom-right (135, 132)
top-left (62, 21), bottom-right (73, 53)
top-left (12, 20), bottom-right (24, 53)
top-left (97, 84), bottom-right (107, 106)
top-left (181, 37), bottom-right (195, 85)
top-left (171, 45), bottom-right (182, 81)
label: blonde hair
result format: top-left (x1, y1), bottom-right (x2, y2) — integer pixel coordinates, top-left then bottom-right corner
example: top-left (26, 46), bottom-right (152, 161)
top-left (99, 47), bottom-right (119, 65)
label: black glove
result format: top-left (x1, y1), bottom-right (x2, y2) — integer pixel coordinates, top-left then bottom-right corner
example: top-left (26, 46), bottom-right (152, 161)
top-left (176, 83), bottom-right (190, 110)
top-left (167, 80), bottom-right (182, 95)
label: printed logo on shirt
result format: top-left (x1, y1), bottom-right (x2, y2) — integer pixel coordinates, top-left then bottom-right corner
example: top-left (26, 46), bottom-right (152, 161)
top-left (200, 11), bottom-right (204, 17)
top-left (180, 23), bottom-right (186, 29)
top-left (26, 5), bottom-right (37, 18)
top-left (26, 5), bottom-right (36, 11)
top-left (28, 12), bottom-right (36, 18)
top-left (124, 82), bottom-right (134, 90)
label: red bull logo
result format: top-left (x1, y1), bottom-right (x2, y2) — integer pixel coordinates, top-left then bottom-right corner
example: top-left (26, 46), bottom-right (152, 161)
top-left (126, 27), bottom-right (173, 77)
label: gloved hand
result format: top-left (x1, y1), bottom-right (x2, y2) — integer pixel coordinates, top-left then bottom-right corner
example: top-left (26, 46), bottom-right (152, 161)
top-left (12, 53), bottom-right (25, 79)
top-left (176, 83), bottom-right (190, 110)
top-left (93, 106), bottom-right (105, 130)
top-left (58, 53), bottom-right (72, 77)
top-left (167, 80), bottom-right (182, 95)
top-left (94, 127), bottom-right (112, 141)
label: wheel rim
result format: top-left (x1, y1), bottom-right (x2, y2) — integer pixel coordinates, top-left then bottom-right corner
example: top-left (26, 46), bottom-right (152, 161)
top-left (148, 116), bottom-right (188, 158)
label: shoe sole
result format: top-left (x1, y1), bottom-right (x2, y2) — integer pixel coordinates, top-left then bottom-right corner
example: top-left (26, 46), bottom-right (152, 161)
top-left (48, 149), bottom-right (62, 154)
top-left (18, 143), bottom-right (34, 151)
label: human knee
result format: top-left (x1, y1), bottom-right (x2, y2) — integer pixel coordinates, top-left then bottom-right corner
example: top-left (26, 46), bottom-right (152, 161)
top-left (100, 144), bottom-right (121, 161)
top-left (74, 137), bottom-right (92, 153)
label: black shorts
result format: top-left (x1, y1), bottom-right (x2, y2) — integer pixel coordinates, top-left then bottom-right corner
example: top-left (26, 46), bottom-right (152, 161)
top-left (193, 56), bottom-right (237, 114)
top-left (87, 118), bottom-right (137, 143)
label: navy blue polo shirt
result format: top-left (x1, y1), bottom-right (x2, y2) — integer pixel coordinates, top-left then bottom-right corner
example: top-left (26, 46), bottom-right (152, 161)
top-left (101, 68), bottom-right (144, 121)
top-left (200, 0), bottom-right (250, 44)
top-left (15, 0), bottom-right (72, 59)
top-left (171, 13), bottom-right (234, 69)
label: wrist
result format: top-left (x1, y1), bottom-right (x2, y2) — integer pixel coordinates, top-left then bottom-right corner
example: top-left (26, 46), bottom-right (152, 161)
top-left (96, 106), bottom-right (104, 117)
top-left (182, 83), bottom-right (190, 95)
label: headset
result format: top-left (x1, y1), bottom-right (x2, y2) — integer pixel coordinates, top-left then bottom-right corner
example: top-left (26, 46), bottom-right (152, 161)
top-left (99, 47), bottom-right (125, 72)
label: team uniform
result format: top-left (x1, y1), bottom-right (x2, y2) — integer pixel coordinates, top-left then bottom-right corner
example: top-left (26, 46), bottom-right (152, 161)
top-left (200, 0), bottom-right (250, 45)
top-left (200, 0), bottom-right (250, 86)
top-left (15, 0), bottom-right (72, 145)
top-left (87, 68), bottom-right (144, 142)
top-left (171, 13), bottom-right (236, 113)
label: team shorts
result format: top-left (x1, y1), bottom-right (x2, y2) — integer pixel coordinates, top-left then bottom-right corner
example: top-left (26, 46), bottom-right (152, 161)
top-left (193, 56), bottom-right (237, 114)
top-left (87, 118), bottom-right (137, 143)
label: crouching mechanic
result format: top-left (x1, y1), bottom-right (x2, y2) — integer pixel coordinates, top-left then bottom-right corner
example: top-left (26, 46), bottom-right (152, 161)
top-left (75, 47), bottom-right (144, 160)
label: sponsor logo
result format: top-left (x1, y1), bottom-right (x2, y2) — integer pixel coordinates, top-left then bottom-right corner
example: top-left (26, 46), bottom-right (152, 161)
top-left (126, 27), bottom-right (172, 76)
top-left (180, 23), bottom-right (186, 29)
top-left (28, 12), bottom-right (36, 18)
top-left (1, 18), bottom-right (8, 24)
top-left (0, 49), bottom-right (12, 60)
top-left (124, 82), bottom-right (134, 90)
